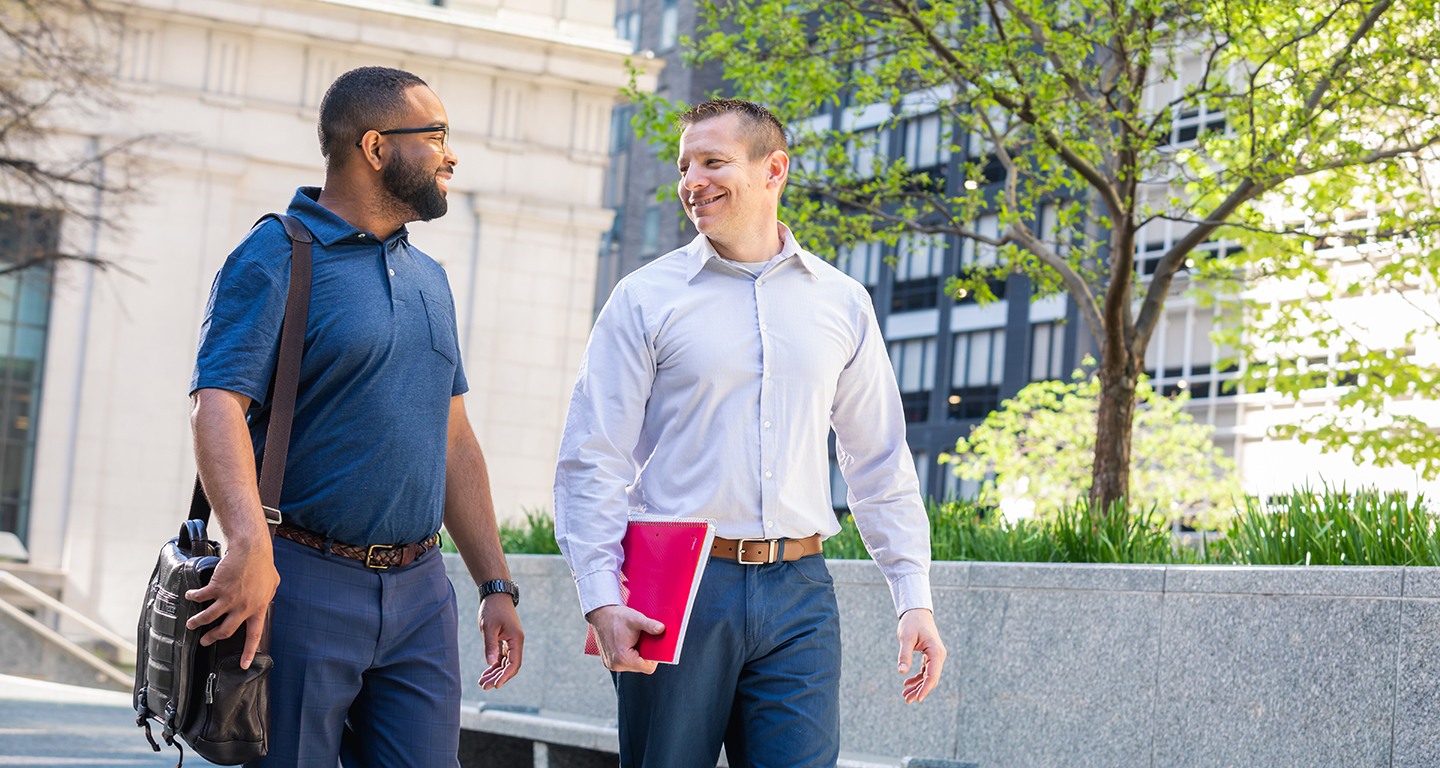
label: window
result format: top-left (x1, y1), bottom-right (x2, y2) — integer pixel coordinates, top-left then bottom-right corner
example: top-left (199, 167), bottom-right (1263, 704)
top-left (1134, 195), bottom-right (1243, 276)
top-left (1039, 203), bottom-right (1071, 257)
top-left (955, 214), bottom-right (1006, 305)
top-left (1164, 103), bottom-right (1226, 146)
top-left (849, 127), bottom-right (890, 179)
top-left (965, 106), bottom-right (1009, 184)
top-left (1144, 306), bottom-right (1238, 400)
top-left (949, 328), bottom-right (1004, 420)
top-left (609, 105), bottom-right (634, 156)
top-left (614, 0), bottom-right (641, 49)
top-left (959, 214), bottom-right (999, 269)
top-left (903, 113), bottom-right (949, 172)
top-left (0, 206), bottom-right (58, 544)
top-left (659, 0), bottom-right (679, 50)
top-left (838, 241), bottom-right (882, 300)
top-left (912, 451), bottom-right (929, 500)
top-left (1030, 322), bottom-right (1066, 381)
top-left (888, 338), bottom-right (937, 423)
top-left (892, 233), bottom-right (946, 313)
top-left (640, 203), bottom-right (660, 257)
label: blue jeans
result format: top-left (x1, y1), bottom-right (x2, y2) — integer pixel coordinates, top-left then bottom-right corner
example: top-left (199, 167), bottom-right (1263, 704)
top-left (614, 554), bottom-right (841, 768)
top-left (249, 536), bottom-right (462, 768)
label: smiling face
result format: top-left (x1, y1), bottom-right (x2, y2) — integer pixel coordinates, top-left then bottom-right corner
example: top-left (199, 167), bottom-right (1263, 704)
top-left (676, 113), bottom-right (787, 250)
top-left (379, 85), bottom-right (457, 222)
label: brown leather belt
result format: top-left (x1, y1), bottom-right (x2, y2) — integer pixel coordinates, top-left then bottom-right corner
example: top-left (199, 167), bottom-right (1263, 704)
top-left (275, 523), bottom-right (440, 570)
top-left (711, 534), bottom-right (822, 564)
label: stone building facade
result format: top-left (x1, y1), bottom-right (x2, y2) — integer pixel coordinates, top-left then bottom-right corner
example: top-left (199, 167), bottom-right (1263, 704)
top-left (5, 0), bottom-right (642, 634)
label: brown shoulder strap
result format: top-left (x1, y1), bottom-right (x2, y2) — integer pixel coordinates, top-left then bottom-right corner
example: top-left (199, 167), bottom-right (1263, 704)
top-left (189, 213), bottom-right (314, 526)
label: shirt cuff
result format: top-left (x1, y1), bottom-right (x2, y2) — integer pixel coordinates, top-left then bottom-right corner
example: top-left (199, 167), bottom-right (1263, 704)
top-left (575, 570), bottom-right (625, 616)
top-left (889, 571), bottom-right (933, 617)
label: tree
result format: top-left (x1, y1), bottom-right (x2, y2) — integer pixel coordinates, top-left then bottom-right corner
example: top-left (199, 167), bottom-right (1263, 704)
top-left (943, 365), bottom-right (1239, 526)
top-left (629, 0), bottom-right (1440, 511)
top-left (1, 0), bottom-right (136, 275)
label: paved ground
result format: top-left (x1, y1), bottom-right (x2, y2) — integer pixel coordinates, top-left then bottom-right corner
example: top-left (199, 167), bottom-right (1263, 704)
top-left (0, 674), bottom-right (221, 767)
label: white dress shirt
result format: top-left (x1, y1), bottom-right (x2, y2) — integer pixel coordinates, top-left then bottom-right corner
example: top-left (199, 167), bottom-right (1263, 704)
top-left (554, 226), bottom-right (932, 617)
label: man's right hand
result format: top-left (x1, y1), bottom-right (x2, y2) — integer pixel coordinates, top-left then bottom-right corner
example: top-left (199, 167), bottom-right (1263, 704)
top-left (184, 538), bottom-right (280, 670)
top-left (585, 604), bottom-right (664, 674)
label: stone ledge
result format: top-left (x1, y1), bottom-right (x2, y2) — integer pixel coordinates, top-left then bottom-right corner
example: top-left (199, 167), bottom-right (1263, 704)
top-left (1163, 564), bottom-right (1407, 596)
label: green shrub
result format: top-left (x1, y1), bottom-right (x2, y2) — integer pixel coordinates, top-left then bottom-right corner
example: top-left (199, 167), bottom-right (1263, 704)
top-left (1211, 487), bottom-right (1440, 566)
top-left (830, 498), bottom-right (1179, 564)
top-left (442, 507), bottom-right (562, 555)
top-left (464, 487), bottom-right (1440, 567)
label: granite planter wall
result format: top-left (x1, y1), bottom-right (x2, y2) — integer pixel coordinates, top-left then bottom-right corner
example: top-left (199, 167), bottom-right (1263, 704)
top-left (448, 554), bottom-right (1440, 768)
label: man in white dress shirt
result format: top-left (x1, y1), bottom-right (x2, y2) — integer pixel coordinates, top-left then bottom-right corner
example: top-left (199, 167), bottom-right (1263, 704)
top-left (554, 99), bottom-right (945, 768)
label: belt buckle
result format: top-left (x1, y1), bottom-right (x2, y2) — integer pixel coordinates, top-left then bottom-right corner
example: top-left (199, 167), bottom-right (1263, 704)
top-left (364, 543), bottom-right (396, 570)
top-left (736, 538), bottom-right (777, 565)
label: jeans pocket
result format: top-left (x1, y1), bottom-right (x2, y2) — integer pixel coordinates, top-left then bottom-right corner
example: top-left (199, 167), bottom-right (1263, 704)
top-left (421, 291), bottom-right (459, 364)
top-left (790, 554), bottom-right (833, 585)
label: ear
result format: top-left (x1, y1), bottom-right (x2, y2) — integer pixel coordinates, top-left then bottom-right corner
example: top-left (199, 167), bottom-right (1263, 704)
top-left (766, 149), bottom-right (790, 191)
top-left (356, 130), bottom-right (386, 172)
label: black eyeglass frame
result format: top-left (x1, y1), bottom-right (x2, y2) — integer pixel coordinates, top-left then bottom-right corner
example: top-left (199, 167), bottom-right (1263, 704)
top-left (355, 125), bottom-right (449, 148)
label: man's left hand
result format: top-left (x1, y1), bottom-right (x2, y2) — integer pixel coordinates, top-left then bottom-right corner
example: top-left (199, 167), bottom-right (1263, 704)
top-left (896, 607), bottom-right (945, 703)
top-left (478, 593), bottom-right (524, 690)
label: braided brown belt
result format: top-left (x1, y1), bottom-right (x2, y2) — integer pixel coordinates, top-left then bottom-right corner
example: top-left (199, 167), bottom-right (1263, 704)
top-left (275, 523), bottom-right (441, 570)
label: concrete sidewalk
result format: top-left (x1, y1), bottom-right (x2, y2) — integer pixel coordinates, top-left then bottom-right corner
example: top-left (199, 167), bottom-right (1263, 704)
top-left (0, 674), bottom-right (221, 767)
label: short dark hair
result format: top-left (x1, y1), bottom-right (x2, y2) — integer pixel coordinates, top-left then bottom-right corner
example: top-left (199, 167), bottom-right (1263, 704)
top-left (678, 99), bottom-right (788, 161)
top-left (318, 67), bottom-right (429, 165)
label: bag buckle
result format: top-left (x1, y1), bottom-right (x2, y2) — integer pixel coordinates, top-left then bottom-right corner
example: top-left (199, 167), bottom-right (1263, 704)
top-left (364, 544), bottom-right (396, 570)
top-left (735, 539), bottom-right (778, 565)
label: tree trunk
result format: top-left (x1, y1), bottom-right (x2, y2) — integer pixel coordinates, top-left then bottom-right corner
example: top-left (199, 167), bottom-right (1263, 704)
top-left (1091, 339), bottom-right (1140, 514)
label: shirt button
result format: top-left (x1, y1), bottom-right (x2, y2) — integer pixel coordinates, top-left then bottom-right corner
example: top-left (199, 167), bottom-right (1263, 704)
top-left (760, 323), bottom-right (768, 331)
top-left (763, 421), bottom-right (771, 428)
top-left (764, 471), bottom-right (773, 479)
top-left (767, 521), bottom-right (775, 529)
top-left (389, 268), bottom-right (396, 276)
top-left (358, 233), bottom-right (366, 239)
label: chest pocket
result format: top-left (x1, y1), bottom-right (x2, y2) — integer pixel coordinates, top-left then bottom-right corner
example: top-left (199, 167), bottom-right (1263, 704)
top-left (420, 291), bottom-right (459, 365)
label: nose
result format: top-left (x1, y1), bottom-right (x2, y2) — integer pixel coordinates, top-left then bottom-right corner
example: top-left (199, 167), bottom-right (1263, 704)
top-left (444, 142), bottom-right (458, 168)
top-left (681, 164), bottom-right (707, 195)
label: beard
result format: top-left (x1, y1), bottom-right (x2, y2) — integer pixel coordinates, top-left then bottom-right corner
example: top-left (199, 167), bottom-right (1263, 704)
top-left (382, 153), bottom-right (448, 222)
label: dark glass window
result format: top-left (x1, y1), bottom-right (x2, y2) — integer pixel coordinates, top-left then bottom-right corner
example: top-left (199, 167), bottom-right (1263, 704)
top-left (0, 207), bottom-right (58, 543)
top-left (892, 277), bottom-right (939, 313)
top-left (891, 234), bottom-right (945, 313)
top-left (1030, 321), bottom-right (1066, 381)
top-left (889, 337), bottom-right (936, 424)
top-left (949, 328), bottom-right (1004, 422)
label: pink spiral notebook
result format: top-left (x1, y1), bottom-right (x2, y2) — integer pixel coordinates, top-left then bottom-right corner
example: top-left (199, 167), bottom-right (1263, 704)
top-left (583, 515), bottom-right (717, 665)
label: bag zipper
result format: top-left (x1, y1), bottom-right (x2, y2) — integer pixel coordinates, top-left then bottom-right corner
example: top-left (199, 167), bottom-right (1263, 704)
top-left (205, 672), bottom-right (215, 704)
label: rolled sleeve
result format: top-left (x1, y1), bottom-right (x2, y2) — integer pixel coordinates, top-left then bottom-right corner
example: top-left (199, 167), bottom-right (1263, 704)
top-left (554, 281), bottom-right (656, 614)
top-left (830, 290), bottom-right (933, 618)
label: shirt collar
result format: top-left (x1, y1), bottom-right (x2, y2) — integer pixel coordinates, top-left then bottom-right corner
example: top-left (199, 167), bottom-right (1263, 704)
top-left (684, 223), bottom-right (821, 282)
top-left (286, 186), bottom-right (410, 248)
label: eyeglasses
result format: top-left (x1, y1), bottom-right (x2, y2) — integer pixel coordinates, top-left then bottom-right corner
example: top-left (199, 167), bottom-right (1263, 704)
top-left (355, 125), bottom-right (449, 149)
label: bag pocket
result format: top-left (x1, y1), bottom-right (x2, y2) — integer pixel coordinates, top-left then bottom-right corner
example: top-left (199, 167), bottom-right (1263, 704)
top-left (188, 652), bottom-right (272, 764)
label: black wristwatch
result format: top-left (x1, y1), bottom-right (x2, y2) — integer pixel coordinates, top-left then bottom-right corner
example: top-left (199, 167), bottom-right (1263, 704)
top-left (480, 579), bottom-right (520, 607)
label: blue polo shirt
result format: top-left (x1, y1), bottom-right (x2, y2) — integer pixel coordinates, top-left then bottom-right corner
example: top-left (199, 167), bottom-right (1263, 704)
top-left (192, 187), bottom-right (467, 546)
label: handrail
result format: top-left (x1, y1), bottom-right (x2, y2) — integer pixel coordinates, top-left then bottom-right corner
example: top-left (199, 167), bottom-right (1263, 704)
top-left (0, 593), bottom-right (133, 691)
top-left (0, 570), bottom-right (136, 661)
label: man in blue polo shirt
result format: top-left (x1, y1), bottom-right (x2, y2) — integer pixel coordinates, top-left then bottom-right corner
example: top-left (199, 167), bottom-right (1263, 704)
top-left (183, 67), bottom-right (523, 766)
